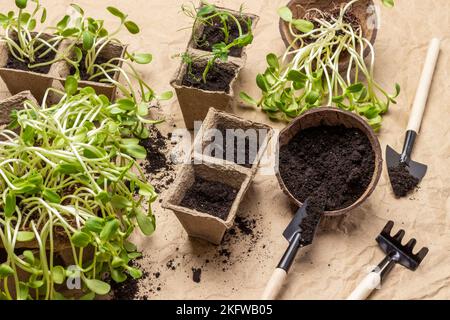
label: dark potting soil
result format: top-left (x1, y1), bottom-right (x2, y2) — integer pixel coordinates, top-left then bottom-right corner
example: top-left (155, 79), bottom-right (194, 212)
top-left (209, 124), bottom-right (265, 168)
top-left (279, 125), bottom-right (375, 211)
top-left (180, 176), bottom-right (238, 220)
top-left (389, 163), bottom-right (420, 198)
top-left (6, 39), bottom-right (57, 74)
top-left (195, 16), bottom-right (250, 57)
top-left (181, 62), bottom-right (236, 93)
top-left (299, 193), bottom-right (327, 244)
top-left (192, 268), bottom-right (202, 283)
top-left (140, 126), bottom-right (175, 193)
top-left (70, 52), bottom-right (119, 82)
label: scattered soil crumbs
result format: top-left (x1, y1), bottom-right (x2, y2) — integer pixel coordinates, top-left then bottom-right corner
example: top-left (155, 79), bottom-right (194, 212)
top-left (180, 177), bottom-right (238, 220)
top-left (192, 268), bottom-right (202, 283)
top-left (389, 163), bottom-right (420, 198)
top-left (279, 125), bottom-right (375, 211)
top-left (195, 16), bottom-right (250, 57)
top-left (209, 124), bottom-right (265, 168)
top-left (7, 36), bottom-right (57, 74)
top-left (181, 62), bottom-right (237, 93)
top-left (139, 126), bottom-right (175, 193)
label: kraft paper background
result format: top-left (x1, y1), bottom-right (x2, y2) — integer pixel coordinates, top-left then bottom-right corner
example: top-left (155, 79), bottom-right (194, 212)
top-left (0, 0), bottom-right (448, 300)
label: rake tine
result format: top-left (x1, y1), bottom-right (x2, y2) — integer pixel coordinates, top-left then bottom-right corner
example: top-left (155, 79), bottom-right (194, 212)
top-left (393, 229), bottom-right (406, 242)
top-left (382, 221), bottom-right (395, 235)
top-left (415, 247), bottom-right (429, 262)
top-left (405, 238), bottom-right (417, 252)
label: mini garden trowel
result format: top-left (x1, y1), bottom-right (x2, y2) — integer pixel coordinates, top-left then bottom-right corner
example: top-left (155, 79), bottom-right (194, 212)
top-left (261, 199), bottom-right (323, 300)
top-left (347, 221), bottom-right (429, 300)
top-left (386, 38), bottom-right (440, 194)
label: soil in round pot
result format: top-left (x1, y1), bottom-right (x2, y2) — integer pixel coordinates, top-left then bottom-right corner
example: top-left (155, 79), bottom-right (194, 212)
top-left (279, 125), bottom-right (375, 211)
top-left (6, 34), bottom-right (57, 74)
top-left (180, 176), bottom-right (238, 221)
top-left (194, 15), bottom-right (250, 58)
top-left (181, 61), bottom-right (237, 93)
top-left (209, 124), bottom-right (265, 168)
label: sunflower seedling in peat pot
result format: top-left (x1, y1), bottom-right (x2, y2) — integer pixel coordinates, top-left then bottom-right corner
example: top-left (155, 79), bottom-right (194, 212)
top-left (0, 0), bottom-right (69, 101)
top-left (54, 4), bottom-right (159, 101)
top-left (240, 0), bottom-right (400, 131)
top-left (171, 2), bottom-right (258, 130)
top-left (0, 78), bottom-right (158, 300)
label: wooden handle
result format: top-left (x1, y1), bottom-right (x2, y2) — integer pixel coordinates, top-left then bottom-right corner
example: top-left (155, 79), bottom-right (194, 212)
top-left (261, 268), bottom-right (287, 300)
top-left (346, 272), bottom-right (381, 300)
top-left (407, 38), bottom-right (440, 133)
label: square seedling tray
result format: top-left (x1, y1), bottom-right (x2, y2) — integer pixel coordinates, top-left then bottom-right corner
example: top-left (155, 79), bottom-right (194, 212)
top-left (55, 41), bottom-right (127, 101)
top-left (187, 4), bottom-right (259, 61)
top-left (163, 162), bottom-right (252, 245)
top-left (171, 52), bottom-right (242, 130)
top-left (0, 34), bottom-right (61, 102)
top-left (193, 108), bottom-right (274, 174)
top-left (0, 91), bottom-right (37, 127)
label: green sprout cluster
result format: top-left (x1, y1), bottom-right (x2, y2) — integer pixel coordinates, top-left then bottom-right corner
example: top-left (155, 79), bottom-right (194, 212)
top-left (240, 0), bottom-right (399, 131)
top-left (0, 78), bottom-right (158, 300)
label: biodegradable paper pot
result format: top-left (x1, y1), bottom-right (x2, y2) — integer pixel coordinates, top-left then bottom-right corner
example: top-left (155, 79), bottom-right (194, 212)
top-left (187, 5), bottom-right (260, 61)
top-left (276, 107), bottom-right (382, 216)
top-left (171, 56), bottom-right (242, 130)
top-left (55, 41), bottom-right (127, 100)
top-left (163, 162), bottom-right (252, 245)
top-left (0, 91), bottom-right (37, 126)
top-left (279, 0), bottom-right (377, 70)
top-left (193, 108), bottom-right (274, 174)
top-left (0, 34), bottom-right (60, 102)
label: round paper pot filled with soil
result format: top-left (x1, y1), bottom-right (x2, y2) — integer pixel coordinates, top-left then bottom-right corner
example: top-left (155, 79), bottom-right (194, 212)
top-left (276, 108), bottom-right (382, 216)
top-left (279, 0), bottom-right (377, 70)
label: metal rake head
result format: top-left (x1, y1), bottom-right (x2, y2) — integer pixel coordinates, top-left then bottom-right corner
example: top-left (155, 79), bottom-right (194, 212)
top-left (376, 221), bottom-right (429, 271)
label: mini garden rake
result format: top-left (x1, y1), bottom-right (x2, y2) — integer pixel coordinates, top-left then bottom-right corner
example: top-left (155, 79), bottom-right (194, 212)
top-left (347, 221), bottom-right (429, 300)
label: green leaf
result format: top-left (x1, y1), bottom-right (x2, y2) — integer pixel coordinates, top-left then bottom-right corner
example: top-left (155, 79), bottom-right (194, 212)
top-left (287, 70), bottom-right (307, 82)
top-left (61, 27), bottom-right (79, 37)
top-left (157, 91), bottom-right (173, 101)
top-left (80, 291), bottom-right (96, 300)
top-left (17, 231), bottom-right (35, 242)
top-left (107, 6), bottom-right (126, 20)
top-left (0, 14), bottom-right (8, 24)
top-left (266, 53), bottom-right (279, 70)
top-left (82, 31), bottom-right (94, 50)
top-left (137, 102), bottom-right (149, 116)
top-left (100, 219), bottom-right (120, 241)
top-left (111, 269), bottom-right (127, 283)
top-left (256, 74), bottom-right (269, 92)
top-left (55, 161), bottom-right (82, 174)
top-left (57, 15), bottom-right (70, 30)
top-left (136, 208), bottom-right (155, 236)
top-left (43, 189), bottom-right (61, 204)
top-left (278, 6), bottom-right (293, 22)
top-left (305, 90), bottom-right (320, 104)
top-left (124, 20), bottom-right (139, 34)
top-left (0, 264), bottom-right (14, 278)
top-left (15, 0), bottom-right (27, 9)
top-left (197, 4), bottom-right (216, 17)
top-left (124, 240), bottom-right (137, 252)
top-left (65, 76), bottom-right (78, 96)
top-left (28, 18), bottom-right (36, 30)
top-left (23, 250), bottom-right (34, 264)
top-left (239, 92), bottom-right (257, 106)
top-left (18, 282), bottom-right (28, 300)
top-left (84, 278), bottom-right (111, 295)
top-left (112, 256), bottom-right (124, 268)
top-left (382, 0), bottom-right (395, 8)
top-left (111, 196), bottom-right (132, 209)
top-left (137, 181), bottom-right (156, 199)
top-left (71, 231), bottom-right (91, 248)
top-left (70, 4), bottom-right (85, 15)
top-left (40, 8), bottom-right (47, 23)
top-left (85, 217), bottom-right (105, 233)
top-left (117, 98), bottom-right (136, 111)
top-left (52, 266), bottom-right (65, 285)
top-left (128, 267), bottom-right (143, 279)
top-left (131, 53), bottom-right (152, 64)
top-left (4, 192), bottom-right (16, 218)
top-left (292, 19), bottom-right (314, 33)
top-left (121, 144), bottom-right (147, 159)
top-left (346, 83), bottom-right (364, 94)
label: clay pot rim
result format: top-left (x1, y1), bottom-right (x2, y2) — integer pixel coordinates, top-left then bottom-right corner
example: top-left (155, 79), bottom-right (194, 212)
top-left (276, 107), bottom-right (383, 216)
top-left (278, 0), bottom-right (378, 70)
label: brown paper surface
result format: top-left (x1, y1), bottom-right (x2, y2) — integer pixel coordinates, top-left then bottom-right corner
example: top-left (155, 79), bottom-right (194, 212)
top-left (0, 0), bottom-right (449, 300)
